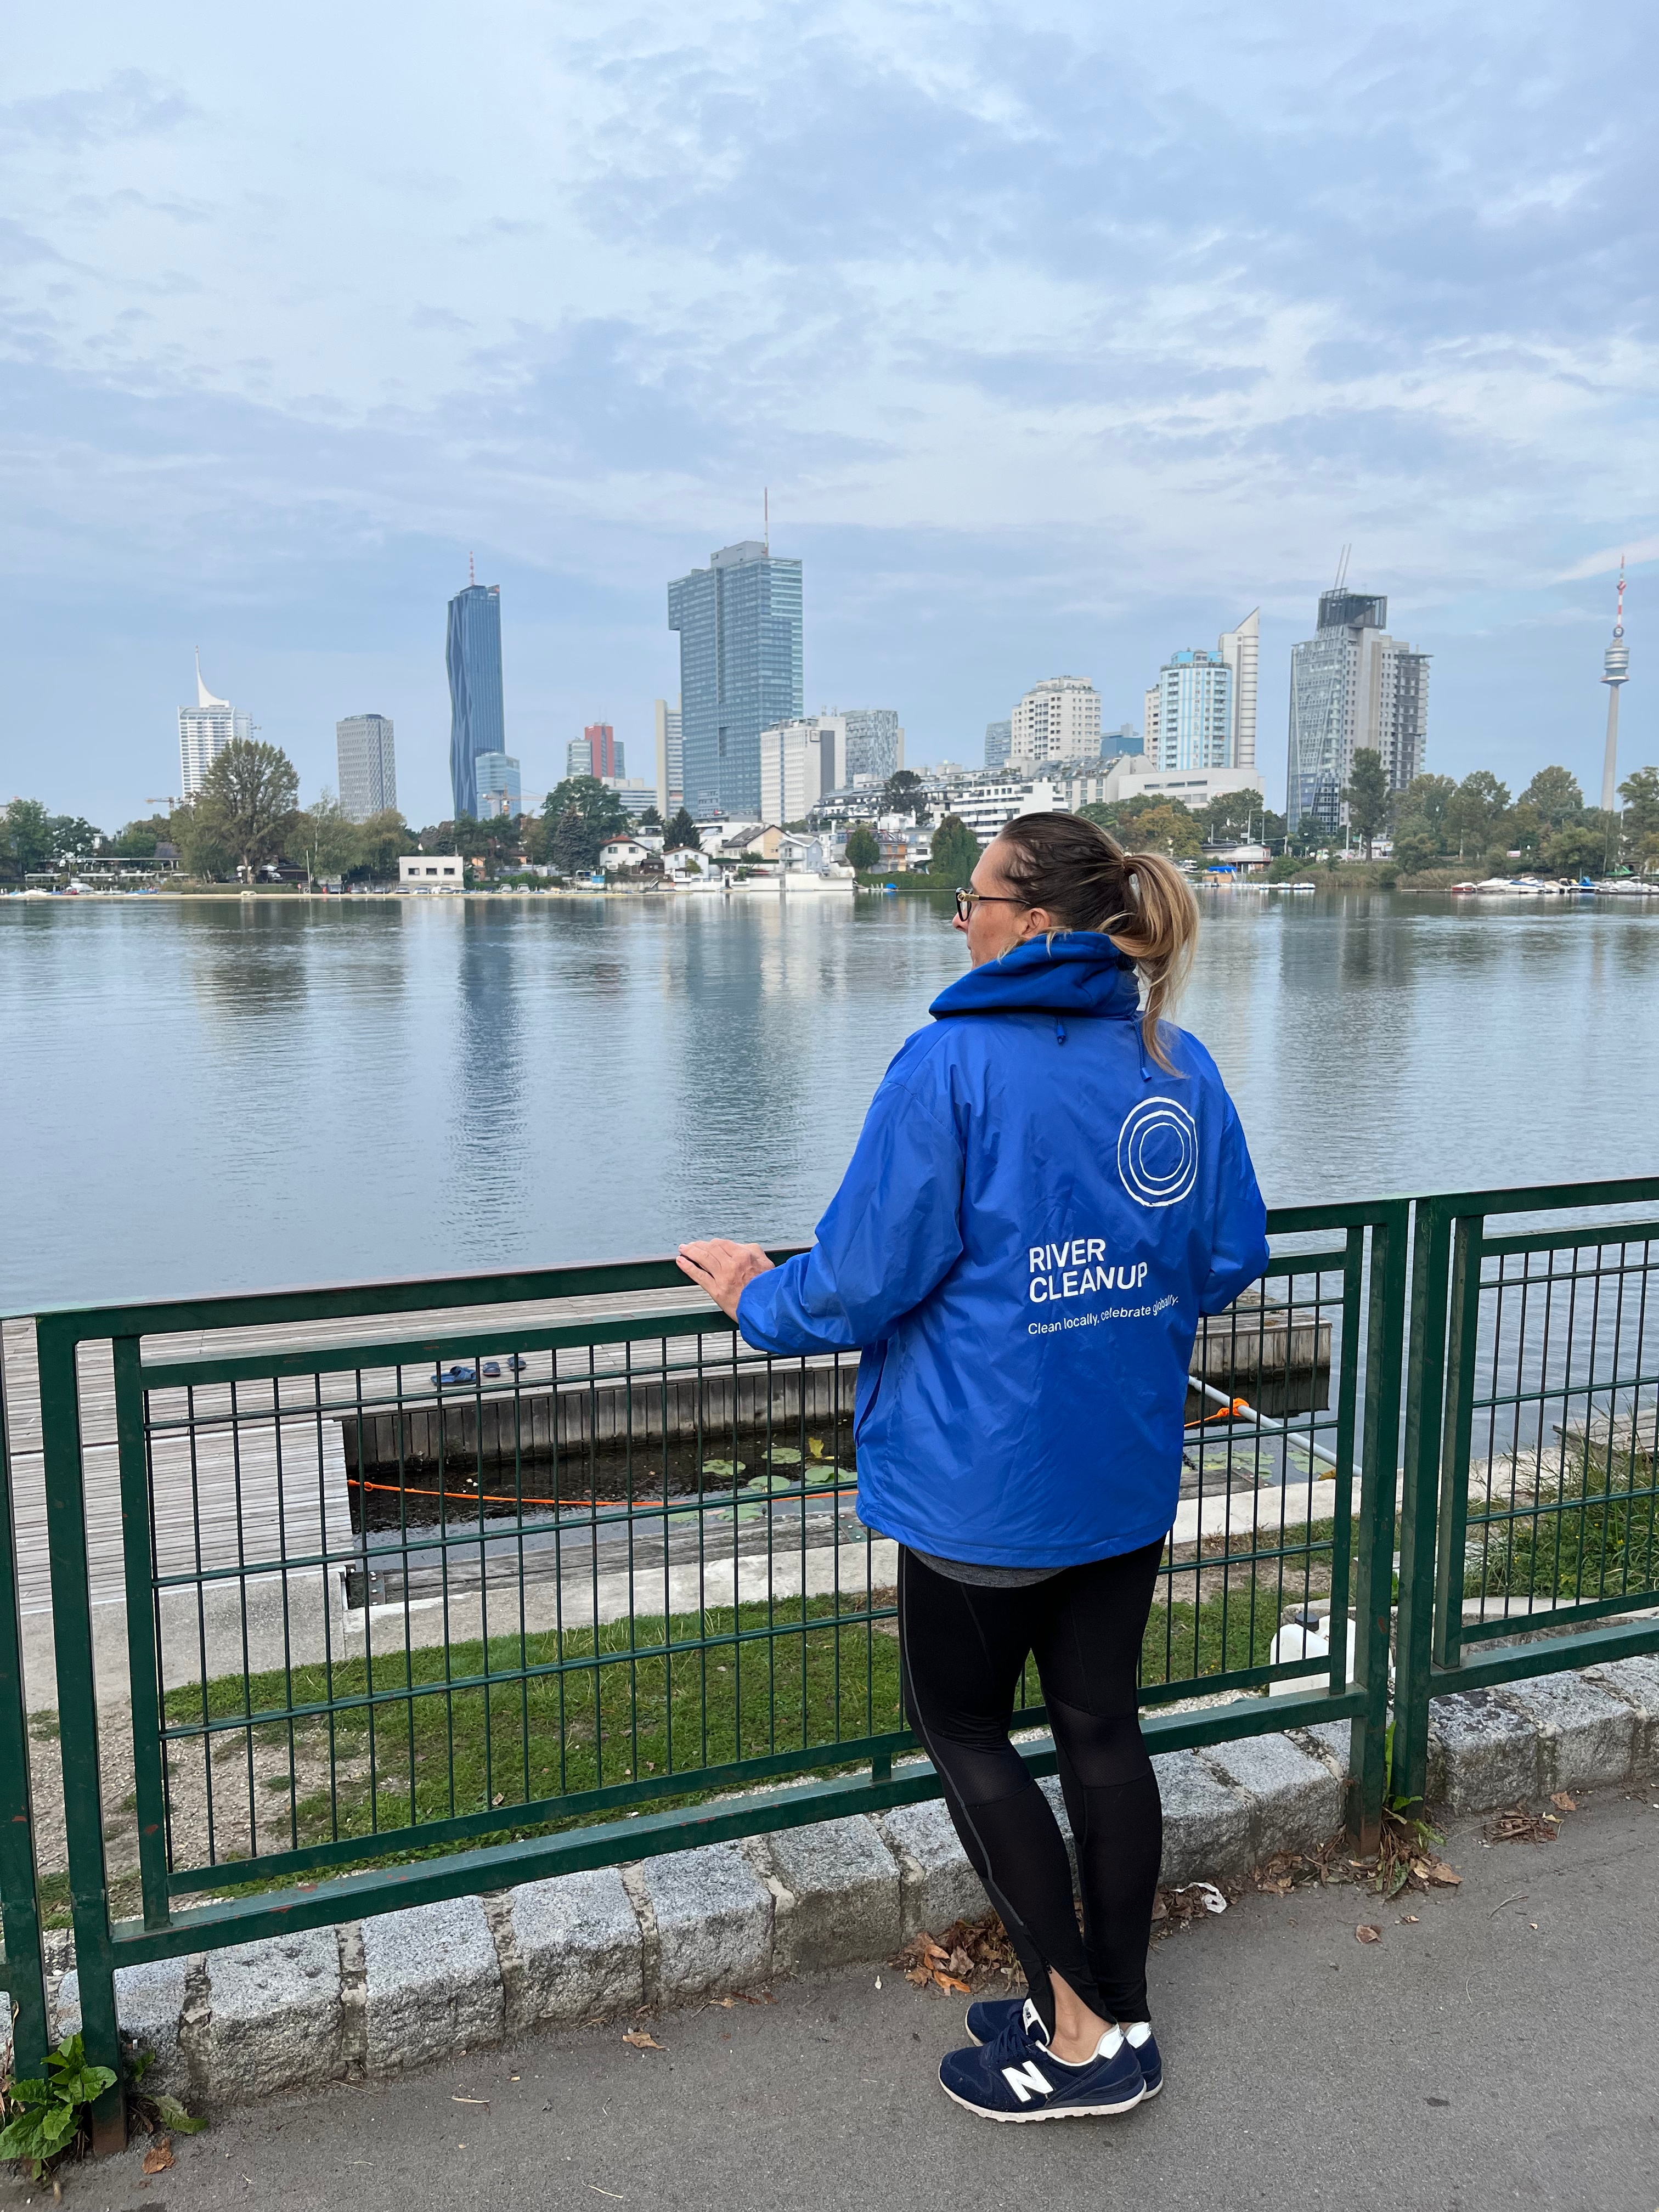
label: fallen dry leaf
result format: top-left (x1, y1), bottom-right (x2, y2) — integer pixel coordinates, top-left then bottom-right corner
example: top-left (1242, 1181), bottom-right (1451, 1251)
top-left (142, 2139), bottom-right (175, 2175)
top-left (621, 2029), bottom-right (666, 2051)
top-left (1423, 1859), bottom-right (1463, 1887)
top-left (1401, 1914), bottom-right (1420, 1923)
top-left (1356, 1924), bottom-right (1382, 1944)
top-left (894, 1914), bottom-right (1021, 1993)
top-left (1550, 1791), bottom-right (1578, 1813)
top-left (1486, 1802), bottom-right (1559, 1846)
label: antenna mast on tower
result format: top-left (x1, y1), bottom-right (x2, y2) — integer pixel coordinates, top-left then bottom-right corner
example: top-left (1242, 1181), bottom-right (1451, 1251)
top-left (764, 488), bottom-right (770, 554)
top-left (469, 550), bottom-right (476, 587)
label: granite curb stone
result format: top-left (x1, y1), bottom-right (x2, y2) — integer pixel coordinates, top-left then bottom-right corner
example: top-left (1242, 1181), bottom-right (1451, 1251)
top-left (639, 1841), bottom-right (774, 2002)
top-left (1587, 1654), bottom-right (1659, 1769)
top-left (361, 1895), bottom-right (503, 2077)
top-left (507, 1866), bottom-right (645, 2031)
top-left (876, 1800), bottom-right (990, 1937)
top-left (1198, 1733), bottom-right (1345, 1860)
top-left (1426, 1689), bottom-right (1544, 1812)
top-left (765, 1816), bottom-right (902, 1974)
top-left (1154, 1749), bottom-right (1252, 1883)
top-left (201, 1929), bottom-right (343, 2102)
top-left (1492, 1672), bottom-right (1640, 1792)
top-left (53, 1958), bottom-right (193, 2097)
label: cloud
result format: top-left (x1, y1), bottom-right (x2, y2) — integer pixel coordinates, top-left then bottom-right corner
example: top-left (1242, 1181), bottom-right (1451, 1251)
top-left (1557, 537), bottom-right (1659, 582)
top-left (0, 0), bottom-right (1656, 825)
top-left (0, 70), bottom-right (196, 152)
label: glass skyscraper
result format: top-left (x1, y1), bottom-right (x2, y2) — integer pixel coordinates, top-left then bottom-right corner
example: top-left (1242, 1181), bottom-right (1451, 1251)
top-left (335, 713), bottom-right (397, 821)
top-left (668, 541), bottom-right (803, 816)
top-left (476, 752), bottom-right (522, 817)
top-left (839, 708), bottom-right (903, 782)
top-left (447, 582), bottom-right (505, 821)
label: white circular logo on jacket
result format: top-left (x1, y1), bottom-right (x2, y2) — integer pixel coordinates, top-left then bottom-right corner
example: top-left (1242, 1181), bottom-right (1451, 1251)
top-left (1117, 1098), bottom-right (1199, 1208)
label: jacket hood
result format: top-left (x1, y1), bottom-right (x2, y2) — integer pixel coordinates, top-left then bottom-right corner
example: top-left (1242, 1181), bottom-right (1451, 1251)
top-left (929, 932), bottom-right (1140, 1022)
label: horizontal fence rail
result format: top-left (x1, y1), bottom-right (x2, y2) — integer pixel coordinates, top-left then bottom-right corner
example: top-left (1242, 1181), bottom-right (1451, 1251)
top-left (8, 1180), bottom-right (1659, 2117)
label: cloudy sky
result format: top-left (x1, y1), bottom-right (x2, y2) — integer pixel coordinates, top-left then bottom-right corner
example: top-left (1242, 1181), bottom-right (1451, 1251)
top-left (3, 0), bottom-right (1654, 827)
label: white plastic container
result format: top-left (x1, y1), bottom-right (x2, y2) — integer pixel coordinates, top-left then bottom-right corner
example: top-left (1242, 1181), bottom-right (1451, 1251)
top-left (1268, 1607), bottom-right (1357, 1695)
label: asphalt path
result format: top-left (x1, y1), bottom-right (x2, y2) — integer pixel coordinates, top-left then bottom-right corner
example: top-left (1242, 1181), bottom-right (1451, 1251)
top-left (24, 1791), bottom-right (1659, 2212)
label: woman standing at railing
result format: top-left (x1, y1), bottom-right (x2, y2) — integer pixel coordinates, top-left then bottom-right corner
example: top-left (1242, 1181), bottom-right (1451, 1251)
top-left (678, 812), bottom-right (1268, 2125)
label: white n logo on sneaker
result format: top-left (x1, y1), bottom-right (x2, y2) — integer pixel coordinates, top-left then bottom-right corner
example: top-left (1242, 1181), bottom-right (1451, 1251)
top-left (1002, 2059), bottom-right (1053, 2104)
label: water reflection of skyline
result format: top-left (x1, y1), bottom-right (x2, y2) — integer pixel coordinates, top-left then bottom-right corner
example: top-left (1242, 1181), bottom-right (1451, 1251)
top-left (1, 895), bottom-right (1655, 1308)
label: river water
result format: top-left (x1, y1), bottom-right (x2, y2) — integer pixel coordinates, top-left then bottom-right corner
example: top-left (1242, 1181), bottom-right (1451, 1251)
top-left (2, 890), bottom-right (1656, 1312)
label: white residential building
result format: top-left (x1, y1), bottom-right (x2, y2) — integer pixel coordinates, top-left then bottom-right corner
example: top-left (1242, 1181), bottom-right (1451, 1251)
top-left (654, 698), bottom-right (684, 817)
top-left (178, 656), bottom-right (251, 798)
top-left (1217, 608), bottom-right (1259, 770)
top-left (1080, 757), bottom-right (1264, 814)
top-left (1010, 676), bottom-right (1102, 766)
top-left (602, 778), bottom-right (659, 820)
top-left (934, 774), bottom-right (1062, 846)
top-left (760, 717), bottom-right (845, 825)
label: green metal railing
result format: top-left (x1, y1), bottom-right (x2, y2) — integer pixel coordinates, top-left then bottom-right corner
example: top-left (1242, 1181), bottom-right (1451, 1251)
top-left (7, 1178), bottom-right (1659, 2130)
top-left (1393, 1178), bottom-right (1659, 1807)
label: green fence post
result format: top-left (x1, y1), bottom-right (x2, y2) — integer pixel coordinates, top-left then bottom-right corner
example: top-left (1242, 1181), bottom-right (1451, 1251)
top-left (1346, 1201), bottom-right (1409, 1852)
top-left (0, 1344), bottom-right (50, 2076)
top-left (36, 1318), bottom-right (124, 2151)
top-left (1393, 1199), bottom-right (1455, 1813)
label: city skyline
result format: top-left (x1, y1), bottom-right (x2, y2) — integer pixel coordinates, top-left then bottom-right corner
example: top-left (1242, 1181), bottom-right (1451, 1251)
top-left (133, 551), bottom-right (1627, 837)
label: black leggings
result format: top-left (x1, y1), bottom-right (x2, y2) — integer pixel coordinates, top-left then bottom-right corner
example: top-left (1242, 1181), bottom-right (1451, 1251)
top-left (897, 1540), bottom-right (1165, 2029)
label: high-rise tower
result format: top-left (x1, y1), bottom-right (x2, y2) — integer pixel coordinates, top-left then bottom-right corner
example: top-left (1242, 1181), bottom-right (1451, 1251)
top-left (447, 573), bottom-right (506, 821)
top-left (178, 654), bottom-right (252, 798)
top-left (1217, 608), bottom-right (1260, 770)
top-left (1600, 560), bottom-right (1629, 816)
top-left (668, 541), bottom-right (803, 817)
top-left (1286, 582), bottom-right (1430, 835)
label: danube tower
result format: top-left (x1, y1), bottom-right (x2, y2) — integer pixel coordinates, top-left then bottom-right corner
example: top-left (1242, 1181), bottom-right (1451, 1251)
top-left (1600, 559), bottom-right (1629, 815)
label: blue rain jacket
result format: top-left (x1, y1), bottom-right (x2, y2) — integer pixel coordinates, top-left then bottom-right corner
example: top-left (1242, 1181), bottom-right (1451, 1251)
top-left (735, 933), bottom-right (1269, 1566)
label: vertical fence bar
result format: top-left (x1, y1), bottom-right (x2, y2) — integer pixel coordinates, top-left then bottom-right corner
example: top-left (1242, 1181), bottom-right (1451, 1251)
top-left (0, 1336), bottom-right (49, 2076)
top-left (36, 1316), bottom-right (123, 2146)
top-left (1348, 1202), bottom-right (1408, 1849)
top-left (1393, 1198), bottom-right (1455, 1813)
top-left (1431, 1221), bottom-right (1483, 1672)
top-left (112, 1338), bottom-right (171, 1931)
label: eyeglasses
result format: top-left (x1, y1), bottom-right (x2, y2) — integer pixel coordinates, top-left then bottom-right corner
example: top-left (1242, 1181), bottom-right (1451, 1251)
top-left (954, 888), bottom-right (1028, 922)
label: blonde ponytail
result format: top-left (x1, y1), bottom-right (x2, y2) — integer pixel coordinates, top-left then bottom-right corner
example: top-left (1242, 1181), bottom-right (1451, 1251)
top-left (1109, 850), bottom-right (1198, 1071)
top-left (992, 815), bottom-right (1200, 1073)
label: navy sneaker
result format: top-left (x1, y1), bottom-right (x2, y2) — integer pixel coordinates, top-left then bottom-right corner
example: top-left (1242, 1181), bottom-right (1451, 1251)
top-left (939, 2006), bottom-right (1145, 2123)
top-left (967, 2000), bottom-right (1162, 2095)
top-left (1122, 2019), bottom-right (1162, 2097)
top-left (965, 1994), bottom-right (1045, 2047)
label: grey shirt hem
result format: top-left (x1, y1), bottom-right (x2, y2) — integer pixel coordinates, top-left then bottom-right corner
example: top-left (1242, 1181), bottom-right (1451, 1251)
top-left (911, 1549), bottom-right (1066, 1589)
